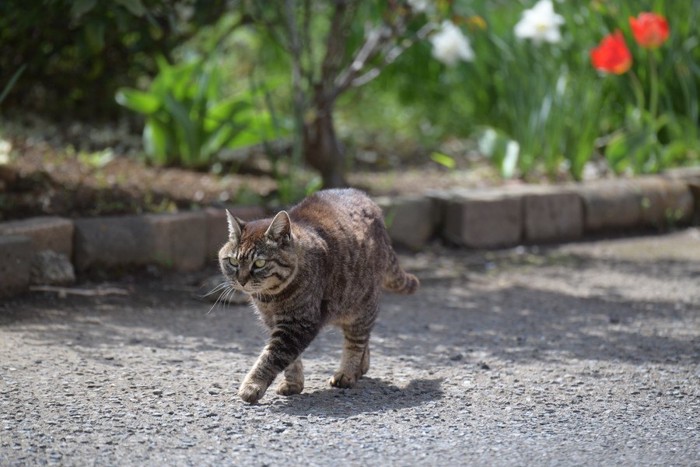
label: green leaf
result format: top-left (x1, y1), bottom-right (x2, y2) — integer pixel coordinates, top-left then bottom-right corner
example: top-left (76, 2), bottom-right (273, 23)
top-left (199, 64), bottom-right (220, 103)
top-left (201, 122), bottom-right (248, 158)
top-left (143, 120), bottom-right (169, 165)
top-left (430, 152), bottom-right (456, 169)
top-left (114, 0), bottom-right (146, 16)
top-left (170, 61), bottom-right (202, 101)
top-left (0, 64), bottom-right (26, 106)
top-left (204, 101), bottom-right (252, 149)
top-left (84, 21), bottom-right (105, 54)
top-left (626, 129), bottom-right (656, 174)
top-left (163, 92), bottom-right (198, 164)
top-left (155, 56), bottom-right (171, 74)
top-left (305, 176), bottom-right (323, 196)
top-left (115, 88), bottom-right (161, 114)
top-left (225, 111), bottom-right (287, 150)
top-left (70, 0), bottom-right (97, 20)
top-left (660, 141), bottom-right (691, 169)
top-left (208, 99), bottom-right (250, 122)
top-left (605, 133), bottom-right (630, 175)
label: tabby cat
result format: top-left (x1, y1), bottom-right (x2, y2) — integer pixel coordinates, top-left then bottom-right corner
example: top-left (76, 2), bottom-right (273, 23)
top-left (218, 188), bottom-right (419, 404)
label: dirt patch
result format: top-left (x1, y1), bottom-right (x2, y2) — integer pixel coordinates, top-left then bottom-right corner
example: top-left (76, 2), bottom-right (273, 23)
top-left (0, 138), bottom-right (280, 221)
top-left (0, 125), bottom-right (505, 221)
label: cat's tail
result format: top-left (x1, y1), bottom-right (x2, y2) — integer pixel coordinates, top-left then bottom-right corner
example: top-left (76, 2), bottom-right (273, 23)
top-left (382, 250), bottom-right (419, 295)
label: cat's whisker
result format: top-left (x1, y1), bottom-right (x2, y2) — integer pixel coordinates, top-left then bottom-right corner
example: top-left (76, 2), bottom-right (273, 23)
top-left (206, 290), bottom-right (224, 315)
top-left (225, 287), bottom-right (238, 306)
top-left (203, 281), bottom-right (233, 315)
top-left (207, 284), bottom-right (235, 314)
top-left (201, 281), bottom-right (229, 297)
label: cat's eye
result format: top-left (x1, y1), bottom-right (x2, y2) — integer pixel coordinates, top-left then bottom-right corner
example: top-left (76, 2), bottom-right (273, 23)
top-left (253, 259), bottom-right (266, 269)
top-left (228, 257), bottom-right (240, 267)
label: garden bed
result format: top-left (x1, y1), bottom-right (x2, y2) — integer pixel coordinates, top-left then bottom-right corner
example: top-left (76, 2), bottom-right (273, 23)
top-left (0, 130), bottom-right (505, 221)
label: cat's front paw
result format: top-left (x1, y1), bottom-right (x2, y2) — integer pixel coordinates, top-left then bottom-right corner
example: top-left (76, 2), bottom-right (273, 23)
top-left (329, 372), bottom-right (357, 389)
top-left (238, 381), bottom-right (267, 404)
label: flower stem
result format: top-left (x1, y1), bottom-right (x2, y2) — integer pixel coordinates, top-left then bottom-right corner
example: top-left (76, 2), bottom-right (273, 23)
top-left (648, 51), bottom-right (659, 119)
top-left (628, 70), bottom-right (646, 113)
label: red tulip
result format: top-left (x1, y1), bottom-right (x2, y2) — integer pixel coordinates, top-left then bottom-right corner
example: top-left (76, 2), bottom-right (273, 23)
top-left (590, 31), bottom-right (633, 75)
top-left (630, 12), bottom-right (669, 48)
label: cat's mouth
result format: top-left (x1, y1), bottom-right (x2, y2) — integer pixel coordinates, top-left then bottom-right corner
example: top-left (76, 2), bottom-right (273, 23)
top-left (230, 281), bottom-right (265, 294)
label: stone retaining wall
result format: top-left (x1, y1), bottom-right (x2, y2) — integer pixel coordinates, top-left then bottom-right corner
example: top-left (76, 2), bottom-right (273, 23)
top-left (1, 171), bottom-right (698, 297)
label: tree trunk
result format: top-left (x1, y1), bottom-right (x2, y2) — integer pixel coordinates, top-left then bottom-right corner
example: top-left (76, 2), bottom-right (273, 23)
top-left (303, 88), bottom-right (346, 188)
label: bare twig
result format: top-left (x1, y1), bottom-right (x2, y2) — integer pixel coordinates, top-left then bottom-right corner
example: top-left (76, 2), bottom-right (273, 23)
top-left (333, 21), bottom-right (434, 98)
top-left (333, 24), bottom-right (392, 95)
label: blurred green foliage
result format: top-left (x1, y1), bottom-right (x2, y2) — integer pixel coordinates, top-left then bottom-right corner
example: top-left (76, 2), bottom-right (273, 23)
top-left (370, 0), bottom-right (700, 179)
top-left (116, 55), bottom-right (281, 169)
top-left (0, 0), bottom-right (229, 119)
top-left (0, 66), bottom-right (26, 107)
top-left (2, 0), bottom-right (699, 181)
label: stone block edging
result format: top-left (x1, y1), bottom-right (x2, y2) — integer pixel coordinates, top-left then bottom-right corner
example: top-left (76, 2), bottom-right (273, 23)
top-left (0, 170), bottom-right (698, 298)
top-left (382, 173), bottom-right (696, 249)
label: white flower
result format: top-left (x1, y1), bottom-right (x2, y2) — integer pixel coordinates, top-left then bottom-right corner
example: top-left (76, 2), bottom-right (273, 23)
top-left (407, 0), bottom-right (431, 13)
top-left (514, 0), bottom-right (565, 45)
top-left (0, 138), bottom-right (11, 165)
top-left (430, 21), bottom-right (475, 66)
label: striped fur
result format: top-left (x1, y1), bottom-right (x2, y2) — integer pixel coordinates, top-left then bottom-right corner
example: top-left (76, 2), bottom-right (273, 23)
top-left (218, 188), bottom-right (419, 404)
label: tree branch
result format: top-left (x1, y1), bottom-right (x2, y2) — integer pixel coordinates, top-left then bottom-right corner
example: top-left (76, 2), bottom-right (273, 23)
top-left (338, 21), bottom-right (435, 92)
top-left (332, 23), bottom-right (392, 98)
top-left (319, 0), bottom-right (360, 96)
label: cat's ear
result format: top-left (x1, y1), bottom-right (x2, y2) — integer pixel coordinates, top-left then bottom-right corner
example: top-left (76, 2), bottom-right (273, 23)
top-left (226, 209), bottom-right (244, 244)
top-left (265, 210), bottom-right (291, 244)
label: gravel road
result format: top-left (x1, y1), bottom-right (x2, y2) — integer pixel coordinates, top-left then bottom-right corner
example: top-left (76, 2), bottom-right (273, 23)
top-left (2, 229), bottom-right (699, 466)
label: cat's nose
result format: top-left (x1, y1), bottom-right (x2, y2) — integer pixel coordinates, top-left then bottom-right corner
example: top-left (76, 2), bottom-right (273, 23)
top-left (238, 273), bottom-right (249, 286)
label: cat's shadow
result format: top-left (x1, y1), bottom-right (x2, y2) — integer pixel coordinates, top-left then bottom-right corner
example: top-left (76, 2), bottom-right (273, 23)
top-left (267, 377), bottom-right (444, 419)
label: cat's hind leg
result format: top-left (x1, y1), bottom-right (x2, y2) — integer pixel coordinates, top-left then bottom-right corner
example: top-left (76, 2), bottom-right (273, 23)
top-left (330, 328), bottom-right (370, 388)
top-left (276, 357), bottom-right (304, 396)
top-left (360, 345), bottom-right (370, 376)
top-left (330, 306), bottom-right (377, 389)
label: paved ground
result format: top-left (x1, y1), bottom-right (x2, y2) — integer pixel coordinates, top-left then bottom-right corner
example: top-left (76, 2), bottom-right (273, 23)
top-left (1, 228), bottom-right (699, 466)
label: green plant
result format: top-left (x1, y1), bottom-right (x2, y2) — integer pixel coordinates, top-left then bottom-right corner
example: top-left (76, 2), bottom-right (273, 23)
top-left (0, 64), bottom-right (25, 106)
top-left (369, 0), bottom-right (699, 180)
top-left (116, 56), bottom-right (271, 169)
top-left (595, 7), bottom-right (700, 175)
top-left (0, 0), bottom-right (228, 118)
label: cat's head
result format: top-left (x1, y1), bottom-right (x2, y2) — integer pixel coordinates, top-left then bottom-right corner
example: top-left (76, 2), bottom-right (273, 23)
top-left (218, 210), bottom-right (297, 294)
